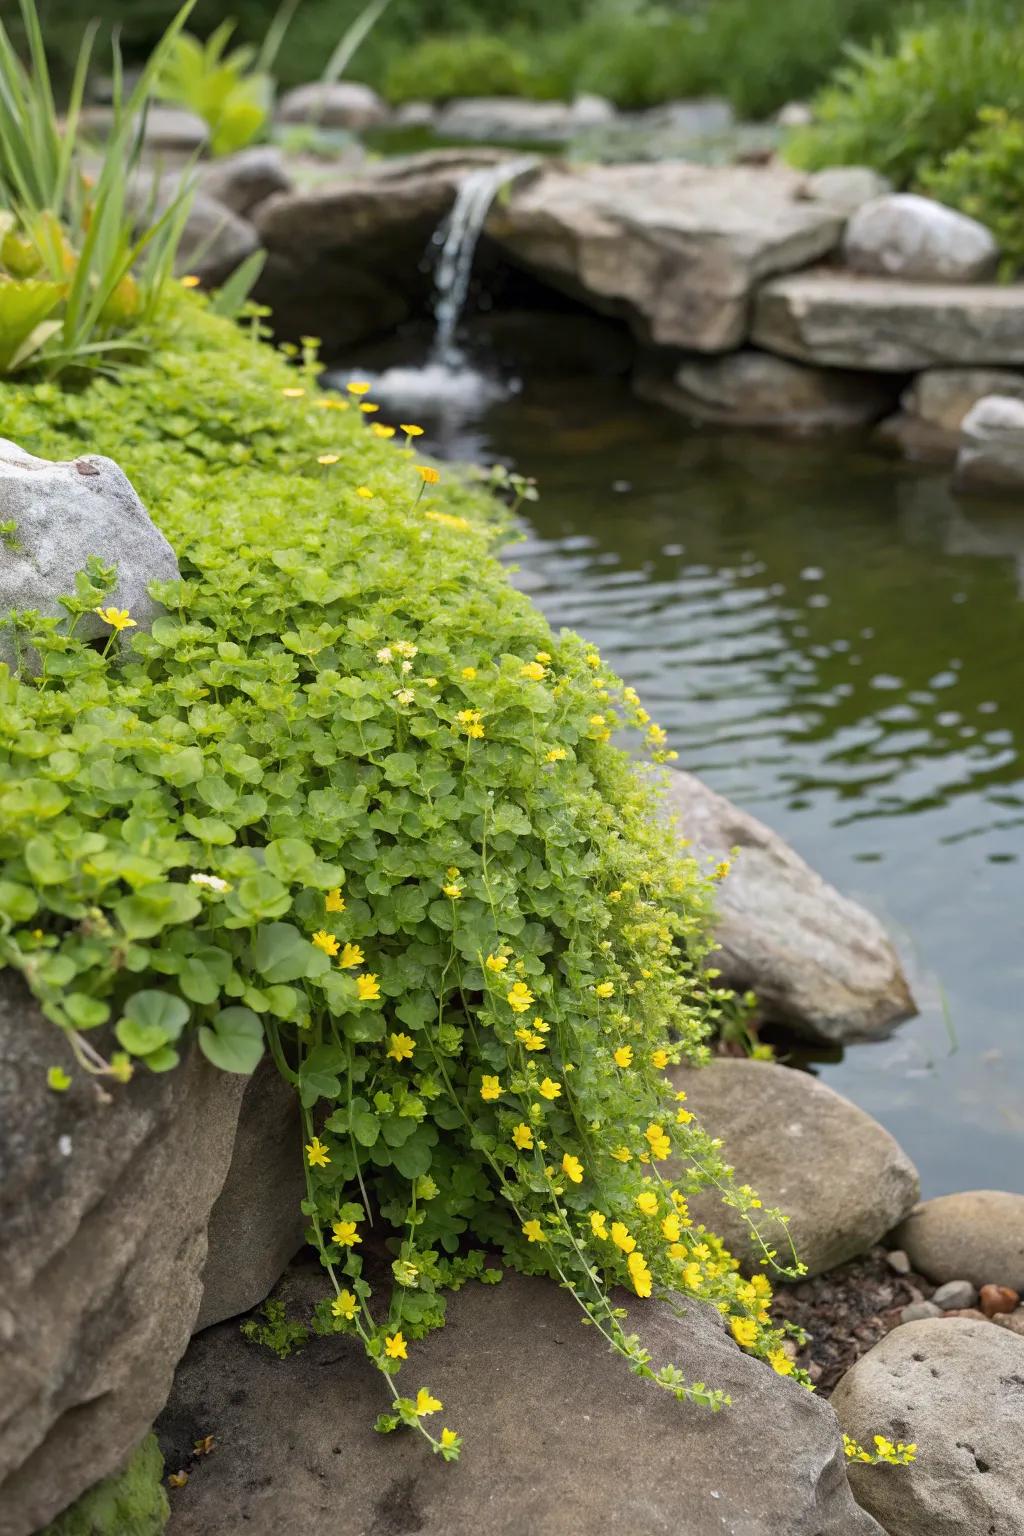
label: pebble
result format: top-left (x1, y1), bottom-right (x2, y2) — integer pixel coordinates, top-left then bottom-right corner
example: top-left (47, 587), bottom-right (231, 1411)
top-left (979, 1284), bottom-right (1020, 1318)
top-left (900, 1301), bottom-right (942, 1323)
top-left (885, 1249), bottom-right (912, 1275)
top-left (943, 1308), bottom-right (991, 1322)
top-left (992, 1311), bottom-right (1024, 1337)
top-left (931, 1280), bottom-right (978, 1311)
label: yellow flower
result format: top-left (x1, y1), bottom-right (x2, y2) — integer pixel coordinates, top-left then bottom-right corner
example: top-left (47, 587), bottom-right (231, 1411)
top-left (589, 713), bottom-right (606, 727)
top-left (486, 953), bottom-right (509, 973)
top-left (768, 1348), bottom-right (795, 1376)
top-left (627, 1250), bottom-right (653, 1298)
top-left (594, 981), bottom-right (614, 999)
top-left (281, 386), bottom-right (305, 398)
top-left (384, 1332), bottom-right (407, 1360)
top-left (522, 1219), bottom-right (545, 1243)
top-left (440, 1427), bottom-right (459, 1449)
top-left (346, 380), bottom-right (372, 395)
top-left (531, 1016), bottom-right (550, 1034)
top-left (180, 273), bottom-right (201, 288)
top-left (480, 1075), bottom-right (501, 1102)
top-left (562, 1153), bottom-right (584, 1184)
top-left (662, 1212), bottom-right (681, 1242)
top-left (387, 1032), bottom-right (415, 1063)
top-left (546, 747), bottom-right (568, 762)
top-left (461, 666), bottom-right (477, 679)
top-left (332, 1219), bottom-right (361, 1247)
top-left (312, 930), bottom-right (339, 956)
top-left (332, 1290), bottom-right (358, 1321)
top-left (506, 981), bottom-right (535, 1014)
top-left (442, 882), bottom-right (463, 898)
top-left (636, 1191), bottom-right (658, 1216)
top-left (316, 397), bottom-right (348, 410)
top-left (520, 660), bottom-right (546, 681)
top-left (325, 888), bottom-right (346, 913)
top-left (372, 423), bottom-right (396, 438)
top-left (339, 942), bottom-right (364, 969)
top-left (535, 651), bottom-right (551, 663)
top-left (416, 1388), bottom-right (442, 1415)
top-left (512, 1122), bottom-right (534, 1150)
top-left (650, 1048), bottom-right (670, 1070)
top-left (590, 1211), bottom-right (608, 1240)
top-left (360, 403), bottom-right (379, 414)
top-left (538, 1076), bottom-right (561, 1101)
top-left (401, 423), bottom-right (424, 437)
top-left (730, 1316), bottom-right (758, 1349)
top-left (611, 1145), bottom-right (631, 1162)
top-left (611, 1222), bottom-right (636, 1254)
top-left (676, 1106), bottom-right (694, 1125)
top-left (306, 1137), bottom-right (330, 1168)
top-left (681, 1261), bottom-right (702, 1290)
top-left (613, 1045), bottom-right (633, 1068)
top-left (415, 465), bottom-right (441, 484)
top-left (94, 606), bottom-right (136, 632)
top-left (317, 453), bottom-right (340, 465)
top-left (645, 1124), bottom-right (672, 1160)
top-left (356, 486), bottom-right (374, 498)
top-left (357, 973), bottom-right (381, 1001)
top-left (515, 1028), bottom-right (545, 1051)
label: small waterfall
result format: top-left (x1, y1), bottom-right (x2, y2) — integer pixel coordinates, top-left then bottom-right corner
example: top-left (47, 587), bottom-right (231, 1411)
top-left (430, 156), bottom-right (536, 364)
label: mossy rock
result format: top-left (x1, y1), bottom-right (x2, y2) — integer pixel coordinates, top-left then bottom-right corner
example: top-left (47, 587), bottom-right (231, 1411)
top-left (38, 1435), bottom-right (169, 1536)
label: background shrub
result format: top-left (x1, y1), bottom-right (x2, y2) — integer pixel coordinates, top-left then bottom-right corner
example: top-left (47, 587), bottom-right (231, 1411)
top-left (384, 34), bottom-right (532, 105)
top-left (920, 109), bottom-right (1024, 276)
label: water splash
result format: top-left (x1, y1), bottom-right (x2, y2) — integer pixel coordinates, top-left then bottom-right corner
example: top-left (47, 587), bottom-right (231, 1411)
top-left (431, 155), bottom-right (537, 364)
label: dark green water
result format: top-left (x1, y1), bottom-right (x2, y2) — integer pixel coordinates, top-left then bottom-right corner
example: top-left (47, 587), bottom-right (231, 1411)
top-left (336, 336), bottom-right (1024, 1197)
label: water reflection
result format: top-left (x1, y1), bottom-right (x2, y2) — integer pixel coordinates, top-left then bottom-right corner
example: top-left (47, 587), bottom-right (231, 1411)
top-left (336, 333), bottom-right (1024, 1195)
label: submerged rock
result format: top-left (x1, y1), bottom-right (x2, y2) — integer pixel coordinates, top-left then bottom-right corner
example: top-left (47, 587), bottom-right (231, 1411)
top-left (753, 269), bottom-right (1024, 370)
top-left (673, 1059), bottom-right (920, 1277)
top-left (844, 194), bottom-right (999, 283)
top-left (159, 1266), bottom-right (881, 1535)
top-left (0, 439), bottom-right (179, 668)
top-left (636, 349), bottom-right (895, 431)
top-left (662, 768), bottom-right (915, 1043)
top-left (0, 975), bottom-right (245, 1536)
top-left (880, 367), bottom-right (1024, 460)
top-left (955, 394), bottom-right (1024, 492)
top-left (892, 1191), bottom-right (1024, 1290)
top-left (488, 162), bottom-right (843, 352)
top-left (832, 1319), bottom-right (1024, 1536)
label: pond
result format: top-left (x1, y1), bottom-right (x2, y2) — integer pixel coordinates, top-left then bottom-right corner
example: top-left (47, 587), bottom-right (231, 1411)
top-left (329, 321), bottom-right (1024, 1200)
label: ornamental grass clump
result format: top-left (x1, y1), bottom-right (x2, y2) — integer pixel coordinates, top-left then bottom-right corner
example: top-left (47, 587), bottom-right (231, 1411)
top-left (0, 292), bottom-right (913, 1461)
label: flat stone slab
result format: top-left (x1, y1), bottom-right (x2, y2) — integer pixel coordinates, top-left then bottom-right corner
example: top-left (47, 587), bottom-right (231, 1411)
top-left (753, 269), bottom-right (1024, 370)
top-left (158, 1267), bottom-right (882, 1536)
top-left (488, 163), bottom-right (844, 351)
top-left (662, 768), bottom-right (916, 1043)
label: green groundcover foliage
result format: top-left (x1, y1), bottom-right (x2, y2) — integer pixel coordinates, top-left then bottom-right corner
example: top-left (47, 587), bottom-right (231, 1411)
top-left (0, 294), bottom-right (918, 1463)
top-left (41, 1435), bottom-right (169, 1536)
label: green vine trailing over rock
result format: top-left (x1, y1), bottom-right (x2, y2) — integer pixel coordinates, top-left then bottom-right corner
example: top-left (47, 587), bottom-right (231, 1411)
top-left (0, 294), bottom-right (916, 1467)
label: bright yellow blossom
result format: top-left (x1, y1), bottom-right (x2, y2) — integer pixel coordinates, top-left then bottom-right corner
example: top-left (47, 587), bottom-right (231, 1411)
top-left (730, 1316), bottom-right (758, 1348)
top-left (325, 888), bottom-right (346, 913)
top-left (613, 1045), bottom-right (633, 1068)
top-left (416, 1388), bottom-right (442, 1415)
top-left (520, 660), bottom-right (546, 681)
top-left (590, 1211), bottom-right (608, 1239)
top-left (486, 953), bottom-right (509, 973)
top-left (627, 1250), bottom-right (653, 1298)
top-left (332, 1219), bottom-right (360, 1247)
top-left (346, 380), bottom-right (371, 395)
top-left (512, 1123), bottom-right (534, 1150)
top-left (339, 942), bottom-right (364, 969)
top-left (650, 1048), bottom-right (669, 1070)
top-left (636, 1191), bottom-right (658, 1216)
top-left (506, 981), bottom-right (534, 1013)
top-left (387, 1033), bottom-right (415, 1063)
top-left (538, 1076), bottom-right (561, 1100)
top-left (312, 930), bottom-right (339, 956)
top-left (516, 1028), bottom-right (545, 1051)
top-left (645, 1124), bottom-right (672, 1160)
top-left (768, 1348), bottom-right (794, 1376)
top-left (306, 1137), bottom-right (330, 1168)
top-left (662, 1213), bottom-right (681, 1242)
top-left (595, 981), bottom-right (614, 999)
top-left (461, 666), bottom-right (477, 679)
top-left (440, 1427), bottom-right (459, 1449)
top-left (357, 973), bottom-right (381, 1001)
top-left (332, 1290), bottom-right (358, 1320)
top-left (522, 1219), bottom-right (545, 1244)
top-left (480, 1075), bottom-right (501, 1102)
top-left (611, 1222), bottom-right (636, 1254)
top-left (94, 606), bottom-right (136, 632)
top-left (611, 1145), bottom-right (631, 1162)
top-left (401, 423), bottom-right (424, 437)
top-left (546, 747), bottom-right (568, 762)
top-left (384, 1332), bottom-right (407, 1359)
top-left (415, 464), bottom-right (440, 484)
top-left (562, 1153), bottom-right (584, 1184)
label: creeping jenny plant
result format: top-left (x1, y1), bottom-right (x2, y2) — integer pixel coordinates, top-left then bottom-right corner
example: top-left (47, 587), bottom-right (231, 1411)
top-left (0, 290), bottom-right (912, 1463)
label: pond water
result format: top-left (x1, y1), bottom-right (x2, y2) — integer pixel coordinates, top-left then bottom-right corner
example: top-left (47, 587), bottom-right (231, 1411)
top-left (329, 325), bottom-right (1024, 1199)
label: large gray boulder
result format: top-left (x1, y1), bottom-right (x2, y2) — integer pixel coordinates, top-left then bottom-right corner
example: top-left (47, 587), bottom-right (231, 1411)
top-left (753, 269), bottom-right (1024, 370)
top-left (196, 1058), bottom-right (307, 1332)
top-left (832, 1318), bottom-right (1024, 1535)
top-left (892, 1191), bottom-right (1024, 1290)
top-left (487, 162), bottom-right (844, 352)
top-left (159, 1267), bottom-right (882, 1536)
top-left (199, 146), bottom-right (292, 219)
top-left (636, 350), bottom-right (895, 431)
top-left (0, 439), bottom-right (179, 666)
top-left (955, 393), bottom-right (1024, 492)
top-left (843, 194), bottom-right (999, 283)
top-left (276, 81), bottom-right (388, 130)
top-left (0, 974), bottom-right (246, 1536)
top-left (662, 768), bottom-right (915, 1043)
top-left (673, 1060), bottom-right (920, 1277)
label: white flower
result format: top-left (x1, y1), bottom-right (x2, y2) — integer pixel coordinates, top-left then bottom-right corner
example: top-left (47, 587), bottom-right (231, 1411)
top-left (401, 659), bottom-right (413, 674)
top-left (376, 646), bottom-right (394, 663)
top-left (190, 872), bottom-right (231, 893)
top-left (393, 688), bottom-right (415, 705)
